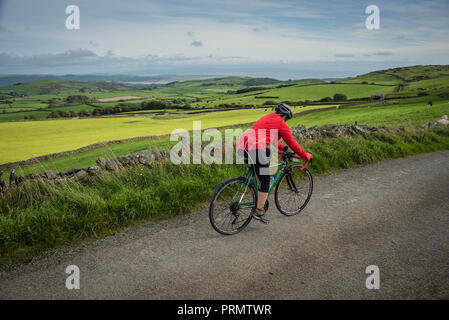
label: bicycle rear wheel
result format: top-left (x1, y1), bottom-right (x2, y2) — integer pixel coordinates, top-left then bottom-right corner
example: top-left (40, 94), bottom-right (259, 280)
top-left (274, 166), bottom-right (313, 216)
top-left (209, 176), bottom-right (256, 235)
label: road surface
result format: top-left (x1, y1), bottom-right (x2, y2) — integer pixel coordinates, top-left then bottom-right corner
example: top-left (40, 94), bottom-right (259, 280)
top-left (1, 151), bottom-right (448, 299)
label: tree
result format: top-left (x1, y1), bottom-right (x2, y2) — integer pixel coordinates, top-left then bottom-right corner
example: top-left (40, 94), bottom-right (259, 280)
top-left (48, 111), bottom-right (60, 118)
top-left (333, 93), bottom-right (347, 101)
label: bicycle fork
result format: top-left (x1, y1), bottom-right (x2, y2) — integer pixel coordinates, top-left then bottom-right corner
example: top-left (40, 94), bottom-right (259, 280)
top-left (286, 173), bottom-right (299, 193)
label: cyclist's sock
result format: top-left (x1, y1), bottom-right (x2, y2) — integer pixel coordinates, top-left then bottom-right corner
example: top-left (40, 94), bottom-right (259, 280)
top-left (253, 207), bottom-right (269, 223)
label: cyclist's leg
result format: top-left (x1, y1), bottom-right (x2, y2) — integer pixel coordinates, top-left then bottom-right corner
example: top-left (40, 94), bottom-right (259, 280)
top-left (255, 148), bottom-right (271, 210)
top-left (256, 176), bottom-right (269, 209)
top-left (239, 148), bottom-right (269, 209)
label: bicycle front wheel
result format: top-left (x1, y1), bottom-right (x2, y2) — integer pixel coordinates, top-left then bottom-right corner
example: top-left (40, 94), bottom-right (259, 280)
top-left (274, 166), bottom-right (313, 216)
top-left (209, 176), bottom-right (256, 235)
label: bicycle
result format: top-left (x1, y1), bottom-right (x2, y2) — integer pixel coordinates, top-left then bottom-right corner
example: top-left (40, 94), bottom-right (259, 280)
top-left (209, 148), bottom-right (313, 235)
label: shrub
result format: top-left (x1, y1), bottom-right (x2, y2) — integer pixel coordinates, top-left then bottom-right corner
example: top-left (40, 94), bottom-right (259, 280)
top-left (333, 93), bottom-right (348, 101)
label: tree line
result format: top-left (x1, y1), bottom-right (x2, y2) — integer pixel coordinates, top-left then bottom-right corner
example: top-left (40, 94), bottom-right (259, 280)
top-left (47, 99), bottom-right (193, 119)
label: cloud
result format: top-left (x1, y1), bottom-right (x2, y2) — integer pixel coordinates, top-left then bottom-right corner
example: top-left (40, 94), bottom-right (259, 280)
top-left (0, 47), bottom-right (427, 79)
top-left (335, 53), bottom-right (355, 58)
top-left (191, 40), bottom-right (203, 47)
top-left (0, 49), bottom-right (98, 68)
top-left (0, 49), bottom-right (246, 73)
top-left (364, 51), bottom-right (394, 56)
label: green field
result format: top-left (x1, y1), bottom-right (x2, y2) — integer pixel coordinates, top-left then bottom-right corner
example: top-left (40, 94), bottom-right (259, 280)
top-left (0, 105), bottom-right (333, 164)
top-left (205, 83), bottom-right (397, 107)
top-left (337, 65), bottom-right (449, 84)
top-left (289, 99), bottom-right (449, 128)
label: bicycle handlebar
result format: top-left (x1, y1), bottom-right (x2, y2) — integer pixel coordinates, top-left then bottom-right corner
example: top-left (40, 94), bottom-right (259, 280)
top-left (278, 149), bottom-right (312, 171)
top-left (278, 147), bottom-right (312, 171)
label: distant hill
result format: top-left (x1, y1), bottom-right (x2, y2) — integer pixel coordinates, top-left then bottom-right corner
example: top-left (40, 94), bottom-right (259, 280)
top-left (336, 65), bottom-right (449, 85)
top-left (0, 80), bottom-right (128, 95)
top-left (0, 74), bottom-right (219, 87)
top-left (163, 76), bottom-right (283, 88)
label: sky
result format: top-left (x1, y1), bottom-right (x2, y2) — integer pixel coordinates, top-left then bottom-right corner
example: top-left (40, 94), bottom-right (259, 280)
top-left (0, 0), bottom-right (448, 79)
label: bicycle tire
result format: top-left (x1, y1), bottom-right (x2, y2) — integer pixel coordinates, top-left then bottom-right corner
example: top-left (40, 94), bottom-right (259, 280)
top-left (209, 176), bottom-right (256, 235)
top-left (274, 166), bottom-right (313, 216)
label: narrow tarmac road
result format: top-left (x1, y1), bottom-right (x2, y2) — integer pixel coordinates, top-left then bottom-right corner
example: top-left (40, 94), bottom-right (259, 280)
top-left (1, 151), bottom-right (448, 299)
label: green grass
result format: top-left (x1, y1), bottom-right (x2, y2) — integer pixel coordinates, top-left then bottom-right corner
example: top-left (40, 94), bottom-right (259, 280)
top-left (288, 100), bottom-right (449, 128)
top-left (254, 83), bottom-right (395, 101)
top-left (196, 82), bottom-right (397, 108)
top-left (402, 76), bottom-right (449, 92)
top-left (337, 72), bottom-right (403, 85)
top-left (338, 65), bottom-right (449, 84)
top-left (0, 80), bottom-right (128, 96)
top-left (1, 126), bottom-right (448, 268)
top-left (6, 137), bottom-right (174, 178)
top-left (10, 101), bottom-right (48, 109)
top-left (0, 161), bottom-right (242, 267)
top-left (0, 110), bottom-right (51, 121)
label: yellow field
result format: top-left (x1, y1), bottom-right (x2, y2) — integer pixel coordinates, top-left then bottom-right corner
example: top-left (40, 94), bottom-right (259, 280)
top-left (0, 105), bottom-right (334, 164)
top-left (97, 95), bottom-right (143, 102)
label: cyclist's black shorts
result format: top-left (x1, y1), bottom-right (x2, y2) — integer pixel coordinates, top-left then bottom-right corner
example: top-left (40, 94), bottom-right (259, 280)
top-left (238, 148), bottom-right (271, 193)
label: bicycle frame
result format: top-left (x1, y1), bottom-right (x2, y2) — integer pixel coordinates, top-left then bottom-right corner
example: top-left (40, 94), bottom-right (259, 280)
top-left (231, 159), bottom-right (289, 210)
top-left (246, 161), bottom-right (286, 194)
top-left (228, 150), bottom-right (310, 211)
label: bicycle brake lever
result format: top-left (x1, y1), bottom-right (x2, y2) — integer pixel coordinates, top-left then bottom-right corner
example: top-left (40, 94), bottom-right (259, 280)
top-left (300, 159), bottom-right (309, 171)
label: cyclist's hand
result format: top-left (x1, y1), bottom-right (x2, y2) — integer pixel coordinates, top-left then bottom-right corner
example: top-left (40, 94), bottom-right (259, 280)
top-left (305, 152), bottom-right (313, 161)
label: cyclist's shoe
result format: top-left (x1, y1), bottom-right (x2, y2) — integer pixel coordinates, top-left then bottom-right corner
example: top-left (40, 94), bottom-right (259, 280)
top-left (253, 209), bottom-right (270, 224)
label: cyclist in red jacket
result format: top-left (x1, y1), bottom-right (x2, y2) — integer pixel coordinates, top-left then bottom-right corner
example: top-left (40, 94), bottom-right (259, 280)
top-left (237, 103), bottom-right (312, 224)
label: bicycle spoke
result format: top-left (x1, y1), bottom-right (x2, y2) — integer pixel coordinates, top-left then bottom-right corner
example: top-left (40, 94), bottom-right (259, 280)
top-left (275, 168), bottom-right (313, 216)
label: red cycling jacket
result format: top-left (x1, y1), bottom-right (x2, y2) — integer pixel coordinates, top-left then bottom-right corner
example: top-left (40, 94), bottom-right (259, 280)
top-left (237, 113), bottom-right (307, 158)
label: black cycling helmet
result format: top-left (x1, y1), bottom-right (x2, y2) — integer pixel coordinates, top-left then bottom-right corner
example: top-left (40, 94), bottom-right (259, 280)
top-left (275, 103), bottom-right (293, 120)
